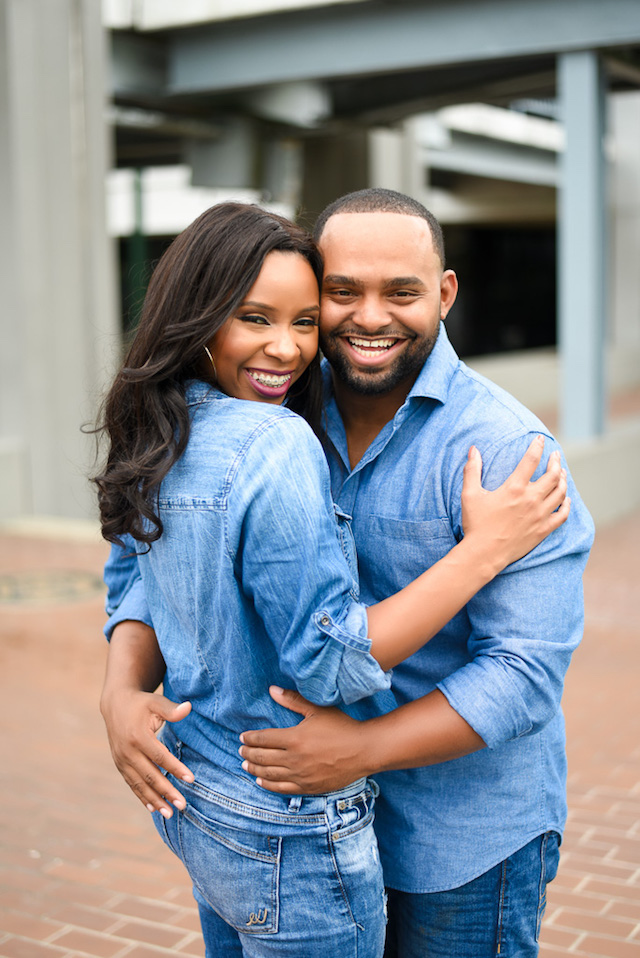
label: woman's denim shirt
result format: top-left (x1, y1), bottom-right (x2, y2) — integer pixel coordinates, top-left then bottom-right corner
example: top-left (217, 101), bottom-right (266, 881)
top-left (105, 381), bottom-right (392, 774)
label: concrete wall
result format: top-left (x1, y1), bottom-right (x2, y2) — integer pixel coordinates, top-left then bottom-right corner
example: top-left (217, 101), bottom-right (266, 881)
top-left (0, 0), bottom-right (118, 521)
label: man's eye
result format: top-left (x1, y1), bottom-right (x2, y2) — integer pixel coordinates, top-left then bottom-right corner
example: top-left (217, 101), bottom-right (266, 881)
top-left (329, 289), bottom-right (354, 298)
top-left (391, 290), bottom-right (416, 299)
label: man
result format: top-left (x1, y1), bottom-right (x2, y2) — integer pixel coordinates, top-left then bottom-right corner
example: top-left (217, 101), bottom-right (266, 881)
top-left (102, 189), bottom-right (594, 957)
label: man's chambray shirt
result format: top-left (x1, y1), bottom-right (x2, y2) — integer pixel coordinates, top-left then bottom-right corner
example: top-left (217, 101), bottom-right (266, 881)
top-left (103, 381), bottom-right (392, 780)
top-left (321, 324), bottom-right (594, 892)
top-left (105, 327), bottom-right (594, 893)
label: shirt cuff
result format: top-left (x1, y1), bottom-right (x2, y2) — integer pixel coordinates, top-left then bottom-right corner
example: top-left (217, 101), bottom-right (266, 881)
top-left (104, 577), bottom-right (154, 640)
top-left (314, 606), bottom-right (392, 705)
top-left (437, 659), bottom-right (533, 749)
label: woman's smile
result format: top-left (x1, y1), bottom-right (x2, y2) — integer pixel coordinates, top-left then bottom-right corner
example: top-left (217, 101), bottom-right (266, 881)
top-left (210, 251), bottom-right (320, 404)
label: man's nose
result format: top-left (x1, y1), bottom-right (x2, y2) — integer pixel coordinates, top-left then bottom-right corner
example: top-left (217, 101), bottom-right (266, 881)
top-left (353, 297), bottom-right (393, 332)
top-left (263, 327), bottom-right (299, 362)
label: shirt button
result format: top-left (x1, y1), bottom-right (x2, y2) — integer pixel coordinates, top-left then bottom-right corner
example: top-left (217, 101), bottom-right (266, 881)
top-left (320, 615), bottom-right (330, 626)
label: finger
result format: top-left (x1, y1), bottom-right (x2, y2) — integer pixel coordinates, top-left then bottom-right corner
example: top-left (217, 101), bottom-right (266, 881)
top-left (241, 759), bottom-right (293, 781)
top-left (239, 745), bottom-right (290, 766)
top-left (239, 727), bottom-right (293, 749)
top-left (462, 445), bottom-right (483, 494)
top-left (532, 450), bottom-right (562, 496)
top-left (256, 777), bottom-right (304, 794)
top-left (120, 760), bottom-right (186, 816)
top-left (160, 699), bottom-right (192, 724)
top-left (139, 736), bottom-right (195, 784)
top-left (508, 434), bottom-right (546, 484)
top-left (546, 495), bottom-right (571, 531)
top-left (543, 469), bottom-right (567, 511)
top-left (268, 685), bottom-right (317, 718)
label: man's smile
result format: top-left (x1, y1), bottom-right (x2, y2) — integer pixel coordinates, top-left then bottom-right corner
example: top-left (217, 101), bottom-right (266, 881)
top-left (338, 333), bottom-right (410, 366)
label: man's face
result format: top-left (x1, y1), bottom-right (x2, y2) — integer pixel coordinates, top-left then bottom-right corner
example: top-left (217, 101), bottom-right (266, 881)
top-left (318, 212), bottom-right (458, 396)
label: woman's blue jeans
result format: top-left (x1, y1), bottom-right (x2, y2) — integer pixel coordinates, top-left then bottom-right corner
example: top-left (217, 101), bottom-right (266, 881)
top-left (384, 830), bottom-right (560, 958)
top-left (153, 736), bottom-right (386, 957)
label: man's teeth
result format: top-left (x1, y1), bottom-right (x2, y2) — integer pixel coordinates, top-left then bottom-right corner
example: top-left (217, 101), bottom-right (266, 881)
top-left (248, 371), bottom-right (291, 387)
top-left (349, 337), bottom-right (397, 354)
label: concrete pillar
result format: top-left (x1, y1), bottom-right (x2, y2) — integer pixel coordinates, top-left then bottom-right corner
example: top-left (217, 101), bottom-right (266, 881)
top-left (557, 50), bottom-right (607, 439)
top-left (0, 0), bottom-right (118, 521)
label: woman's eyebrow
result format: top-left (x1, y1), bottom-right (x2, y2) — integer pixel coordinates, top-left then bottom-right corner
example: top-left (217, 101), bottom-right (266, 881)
top-left (240, 300), bottom-right (274, 309)
top-left (240, 300), bottom-right (320, 313)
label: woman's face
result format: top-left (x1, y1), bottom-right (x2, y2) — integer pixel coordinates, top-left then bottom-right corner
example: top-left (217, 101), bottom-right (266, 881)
top-left (210, 251), bottom-right (320, 404)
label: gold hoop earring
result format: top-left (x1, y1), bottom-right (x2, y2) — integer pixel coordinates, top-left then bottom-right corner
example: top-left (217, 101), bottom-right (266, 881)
top-left (204, 345), bottom-right (217, 381)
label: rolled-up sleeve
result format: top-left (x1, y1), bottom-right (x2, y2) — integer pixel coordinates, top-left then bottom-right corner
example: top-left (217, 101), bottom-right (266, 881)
top-left (229, 416), bottom-right (391, 706)
top-left (438, 433), bottom-right (594, 748)
top-left (103, 537), bottom-right (154, 639)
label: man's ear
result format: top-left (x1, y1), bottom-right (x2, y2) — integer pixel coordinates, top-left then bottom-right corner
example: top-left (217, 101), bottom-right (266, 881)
top-left (440, 269), bottom-right (458, 319)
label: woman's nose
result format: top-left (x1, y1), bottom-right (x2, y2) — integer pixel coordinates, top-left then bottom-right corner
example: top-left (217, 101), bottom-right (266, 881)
top-left (263, 327), bottom-right (299, 363)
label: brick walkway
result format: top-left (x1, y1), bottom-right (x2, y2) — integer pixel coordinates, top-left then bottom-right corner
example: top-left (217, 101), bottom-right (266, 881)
top-left (0, 512), bottom-right (638, 957)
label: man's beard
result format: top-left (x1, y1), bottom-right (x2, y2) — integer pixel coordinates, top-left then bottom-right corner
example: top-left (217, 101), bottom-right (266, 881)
top-left (320, 327), bottom-right (439, 396)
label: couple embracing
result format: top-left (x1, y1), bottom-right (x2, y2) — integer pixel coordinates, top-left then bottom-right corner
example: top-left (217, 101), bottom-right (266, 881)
top-left (95, 188), bottom-right (594, 957)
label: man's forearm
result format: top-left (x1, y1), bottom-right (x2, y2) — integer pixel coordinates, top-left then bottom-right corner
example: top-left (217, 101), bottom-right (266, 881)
top-left (239, 687), bottom-right (486, 794)
top-left (360, 690), bottom-right (486, 775)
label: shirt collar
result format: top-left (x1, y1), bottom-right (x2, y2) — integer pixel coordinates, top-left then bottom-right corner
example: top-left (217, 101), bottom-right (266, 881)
top-left (404, 322), bottom-right (459, 405)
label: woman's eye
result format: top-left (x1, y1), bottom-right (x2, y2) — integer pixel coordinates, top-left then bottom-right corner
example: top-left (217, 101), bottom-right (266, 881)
top-left (295, 317), bottom-right (318, 327)
top-left (240, 314), bottom-right (269, 325)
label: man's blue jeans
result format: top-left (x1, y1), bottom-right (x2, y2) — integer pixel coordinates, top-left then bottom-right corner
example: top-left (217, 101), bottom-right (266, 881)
top-left (384, 831), bottom-right (560, 958)
top-left (153, 737), bottom-right (386, 957)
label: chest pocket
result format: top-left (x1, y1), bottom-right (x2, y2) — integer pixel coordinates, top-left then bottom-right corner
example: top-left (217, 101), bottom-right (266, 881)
top-left (355, 515), bottom-right (458, 597)
top-left (333, 503), bottom-right (360, 599)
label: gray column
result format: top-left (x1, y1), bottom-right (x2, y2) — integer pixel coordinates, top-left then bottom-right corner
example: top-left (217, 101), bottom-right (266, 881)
top-left (0, 0), bottom-right (118, 521)
top-left (557, 50), bottom-right (607, 440)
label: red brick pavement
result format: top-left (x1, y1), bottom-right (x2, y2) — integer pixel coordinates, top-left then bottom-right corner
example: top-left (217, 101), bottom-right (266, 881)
top-left (0, 512), bottom-right (638, 957)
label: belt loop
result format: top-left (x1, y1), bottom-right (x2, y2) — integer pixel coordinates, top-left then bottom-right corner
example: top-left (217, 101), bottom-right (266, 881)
top-left (288, 795), bottom-right (303, 813)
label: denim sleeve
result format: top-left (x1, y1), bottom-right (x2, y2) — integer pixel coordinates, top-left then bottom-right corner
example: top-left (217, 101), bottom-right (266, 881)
top-left (437, 433), bottom-right (595, 748)
top-left (228, 415), bottom-right (391, 707)
top-left (103, 536), bottom-right (154, 639)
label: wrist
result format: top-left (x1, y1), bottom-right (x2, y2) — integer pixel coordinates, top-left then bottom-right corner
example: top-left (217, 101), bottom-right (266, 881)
top-left (458, 533), bottom-right (503, 584)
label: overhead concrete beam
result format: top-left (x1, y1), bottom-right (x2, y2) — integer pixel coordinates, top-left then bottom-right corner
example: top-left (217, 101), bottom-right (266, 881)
top-left (168, 0), bottom-right (640, 95)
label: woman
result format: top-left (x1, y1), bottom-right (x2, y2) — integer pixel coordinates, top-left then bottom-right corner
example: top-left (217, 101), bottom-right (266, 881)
top-left (94, 203), bottom-right (568, 957)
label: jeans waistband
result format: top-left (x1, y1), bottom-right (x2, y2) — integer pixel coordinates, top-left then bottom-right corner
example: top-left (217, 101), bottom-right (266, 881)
top-left (163, 727), bottom-right (375, 826)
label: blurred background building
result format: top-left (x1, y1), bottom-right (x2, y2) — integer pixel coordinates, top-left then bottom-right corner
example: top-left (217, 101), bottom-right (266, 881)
top-left (1, 0), bottom-right (639, 526)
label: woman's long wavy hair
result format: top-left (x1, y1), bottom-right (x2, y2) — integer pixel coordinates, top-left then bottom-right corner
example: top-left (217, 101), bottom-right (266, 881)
top-left (92, 203), bottom-right (324, 549)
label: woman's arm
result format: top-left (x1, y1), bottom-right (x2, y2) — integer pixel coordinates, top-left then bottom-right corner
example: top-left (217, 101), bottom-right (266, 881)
top-left (100, 620), bottom-right (194, 816)
top-left (366, 436), bottom-right (568, 670)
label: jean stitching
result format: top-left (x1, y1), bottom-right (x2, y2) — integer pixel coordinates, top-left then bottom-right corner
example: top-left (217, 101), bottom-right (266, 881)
top-left (326, 823), bottom-right (362, 935)
top-left (496, 856), bottom-right (508, 956)
top-left (178, 810), bottom-right (280, 936)
top-left (182, 779), bottom-right (326, 825)
top-left (536, 832), bottom-right (549, 942)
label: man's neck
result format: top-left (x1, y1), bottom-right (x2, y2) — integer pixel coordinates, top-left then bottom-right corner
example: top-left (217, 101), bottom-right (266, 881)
top-left (332, 376), bottom-right (413, 469)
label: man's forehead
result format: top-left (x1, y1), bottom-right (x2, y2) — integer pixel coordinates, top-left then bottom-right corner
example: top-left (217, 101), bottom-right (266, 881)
top-left (318, 210), bottom-right (437, 271)
top-left (319, 210), bottom-right (434, 252)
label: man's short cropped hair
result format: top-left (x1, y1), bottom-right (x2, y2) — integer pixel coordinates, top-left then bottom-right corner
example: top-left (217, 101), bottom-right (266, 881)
top-left (313, 188), bottom-right (446, 267)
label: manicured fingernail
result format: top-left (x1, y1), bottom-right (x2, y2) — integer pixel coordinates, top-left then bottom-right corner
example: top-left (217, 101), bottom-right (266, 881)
top-left (181, 774), bottom-right (194, 782)
top-left (172, 798), bottom-right (185, 809)
top-left (146, 803), bottom-right (154, 813)
top-left (537, 434), bottom-right (544, 443)
top-left (242, 760), bottom-right (249, 771)
top-left (239, 734), bottom-right (245, 744)
top-left (160, 807), bottom-right (172, 819)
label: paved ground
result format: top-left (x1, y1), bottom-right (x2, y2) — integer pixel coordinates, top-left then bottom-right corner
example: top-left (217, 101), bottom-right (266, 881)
top-left (0, 510), bottom-right (638, 957)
